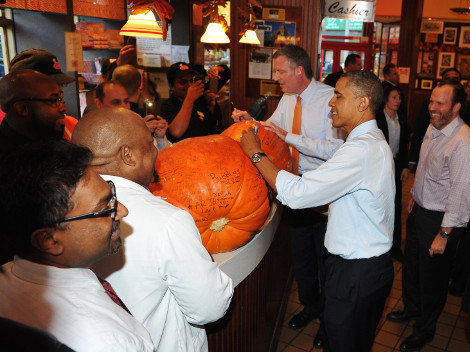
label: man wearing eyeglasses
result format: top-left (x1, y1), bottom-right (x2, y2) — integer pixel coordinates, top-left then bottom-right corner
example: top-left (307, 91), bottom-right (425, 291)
top-left (72, 107), bottom-right (233, 352)
top-left (0, 69), bottom-right (67, 153)
top-left (0, 140), bottom-right (155, 351)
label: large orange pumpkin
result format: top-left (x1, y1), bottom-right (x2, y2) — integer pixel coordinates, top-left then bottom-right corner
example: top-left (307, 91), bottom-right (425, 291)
top-left (149, 135), bottom-right (271, 254)
top-left (221, 121), bottom-right (292, 172)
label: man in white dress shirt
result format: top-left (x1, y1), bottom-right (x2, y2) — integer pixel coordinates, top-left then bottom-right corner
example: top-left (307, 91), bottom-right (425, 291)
top-left (239, 70), bottom-right (395, 352)
top-left (233, 45), bottom-right (343, 346)
top-left (0, 140), bottom-right (155, 352)
top-left (386, 81), bottom-right (470, 351)
top-left (72, 107), bottom-right (233, 352)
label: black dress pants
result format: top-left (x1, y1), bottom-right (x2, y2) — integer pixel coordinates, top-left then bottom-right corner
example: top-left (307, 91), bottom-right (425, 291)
top-left (288, 207), bottom-right (326, 315)
top-left (402, 203), bottom-right (461, 336)
top-left (323, 251), bottom-right (393, 352)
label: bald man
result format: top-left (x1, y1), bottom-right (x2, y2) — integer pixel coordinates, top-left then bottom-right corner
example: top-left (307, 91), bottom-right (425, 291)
top-left (72, 107), bottom-right (233, 352)
top-left (0, 69), bottom-right (67, 154)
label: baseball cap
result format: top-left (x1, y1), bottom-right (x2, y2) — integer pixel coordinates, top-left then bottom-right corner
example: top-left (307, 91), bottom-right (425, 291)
top-left (166, 62), bottom-right (196, 85)
top-left (10, 49), bottom-right (75, 86)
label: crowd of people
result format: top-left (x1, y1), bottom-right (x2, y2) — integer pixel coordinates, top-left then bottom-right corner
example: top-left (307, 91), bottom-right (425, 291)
top-left (0, 43), bottom-right (469, 352)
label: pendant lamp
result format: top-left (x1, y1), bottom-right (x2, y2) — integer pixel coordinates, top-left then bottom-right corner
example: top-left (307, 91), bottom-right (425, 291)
top-left (201, 22), bottom-right (230, 43)
top-left (239, 29), bottom-right (260, 44)
top-left (120, 11), bottom-right (163, 38)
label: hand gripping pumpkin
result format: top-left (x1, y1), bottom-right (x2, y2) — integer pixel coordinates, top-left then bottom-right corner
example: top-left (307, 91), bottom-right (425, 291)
top-left (221, 121), bottom-right (292, 172)
top-left (149, 135), bottom-right (271, 254)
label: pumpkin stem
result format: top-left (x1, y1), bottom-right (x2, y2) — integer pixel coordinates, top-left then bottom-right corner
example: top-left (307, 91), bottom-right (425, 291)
top-left (210, 217), bottom-right (230, 232)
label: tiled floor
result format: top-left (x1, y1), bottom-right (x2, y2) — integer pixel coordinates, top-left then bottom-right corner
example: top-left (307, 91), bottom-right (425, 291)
top-left (275, 175), bottom-right (470, 352)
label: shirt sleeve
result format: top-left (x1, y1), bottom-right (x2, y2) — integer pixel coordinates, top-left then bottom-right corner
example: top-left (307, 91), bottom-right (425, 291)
top-left (442, 142), bottom-right (470, 228)
top-left (284, 132), bottom-right (343, 161)
top-left (158, 209), bottom-right (234, 324)
top-left (276, 142), bottom-right (365, 209)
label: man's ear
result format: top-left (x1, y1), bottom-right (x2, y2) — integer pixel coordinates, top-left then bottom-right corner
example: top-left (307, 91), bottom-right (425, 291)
top-left (295, 66), bottom-right (304, 79)
top-left (119, 145), bottom-right (136, 167)
top-left (13, 101), bottom-right (31, 117)
top-left (30, 228), bottom-right (64, 256)
top-left (95, 98), bottom-right (103, 109)
top-left (358, 96), bottom-right (370, 112)
top-left (452, 102), bottom-right (461, 115)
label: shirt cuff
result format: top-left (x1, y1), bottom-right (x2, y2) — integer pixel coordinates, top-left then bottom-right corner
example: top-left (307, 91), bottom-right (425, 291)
top-left (275, 170), bottom-right (298, 205)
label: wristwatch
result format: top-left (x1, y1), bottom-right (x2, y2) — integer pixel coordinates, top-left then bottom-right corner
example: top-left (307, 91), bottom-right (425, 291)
top-left (439, 230), bottom-right (449, 239)
top-left (251, 152), bottom-right (267, 164)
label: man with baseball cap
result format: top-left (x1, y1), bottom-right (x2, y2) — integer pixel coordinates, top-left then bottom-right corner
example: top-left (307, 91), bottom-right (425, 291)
top-left (3, 48), bottom-right (77, 141)
top-left (160, 62), bottom-right (222, 142)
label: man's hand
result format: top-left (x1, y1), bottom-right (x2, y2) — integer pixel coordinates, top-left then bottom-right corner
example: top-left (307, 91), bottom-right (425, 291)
top-left (116, 45), bottom-right (136, 66)
top-left (400, 168), bottom-right (410, 183)
top-left (429, 234), bottom-right (448, 256)
top-left (240, 128), bottom-right (262, 158)
top-left (204, 91), bottom-right (218, 110)
top-left (261, 121), bottom-right (287, 141)
top-left (207, 66), bottom-right (222, 79)
top-left (408, 196), bottom-right (415, 214)
top-left (186, 81), bottom-right (204, 104)
top-left (144, 115), bottom-right (168, 138)
top-left (232, 110), bottom-right (254, 122)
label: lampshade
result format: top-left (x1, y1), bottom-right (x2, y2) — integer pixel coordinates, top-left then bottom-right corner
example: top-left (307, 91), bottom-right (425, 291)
top-left (201, 23), bottom-right (230, 43)
top-left (239, 29), bottom-right (260, 44)
top-left (120, 11), bottom-right (163, 38)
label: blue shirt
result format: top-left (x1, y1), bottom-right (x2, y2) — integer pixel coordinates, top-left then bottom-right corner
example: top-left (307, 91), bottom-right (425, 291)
top-left (276, 120), bottom-right (395, 259)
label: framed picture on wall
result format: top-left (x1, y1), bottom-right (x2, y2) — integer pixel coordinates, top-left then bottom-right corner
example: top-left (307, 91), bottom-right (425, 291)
top-left (421, 51), bottom-right (434, 76)
top-left (421, 79), bottom-right (433, 90)
top-left (459, 27), bottom-right (470, 48)
top-left (443, 27), bottom-right (458, 45)
top-left (457, 53), bottom-right (470, 78)
top-left (420, 20), bottom-right (444, 34)
top-left (437, 52), bottom-right (455, 79)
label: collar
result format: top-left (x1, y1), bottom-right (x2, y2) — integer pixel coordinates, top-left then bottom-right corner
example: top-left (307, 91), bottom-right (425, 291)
top-left (298, 79), bottom-right (329, 102)
top-left (101, 174), bottom-right (152, 194)
top-left (347, 120), bottom-right (378, 141)
top-left (431, 116), bottom-right (462, 138)
top-left (12, 256), bottom-right (104, 291)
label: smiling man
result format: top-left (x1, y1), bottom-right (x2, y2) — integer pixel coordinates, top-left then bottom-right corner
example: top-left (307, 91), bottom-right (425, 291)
top-left (0, 140), bottom-right (155, 351)
top-left (240, 70), bottom-right (395, 352)
top-left (232, 44), bottom-right (343, 347)
top-left (387, 81), bottom-right (470, 352)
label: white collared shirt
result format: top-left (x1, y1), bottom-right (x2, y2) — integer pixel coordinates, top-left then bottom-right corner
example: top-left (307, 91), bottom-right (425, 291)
top-left (268, 80), bottom-right (344, 173)
top-left (0, 257), bottom-right (155, 352)
top-left (276, 120), bottom-right (395, 259)
top-left (93, 175), bottom-right (233, 352)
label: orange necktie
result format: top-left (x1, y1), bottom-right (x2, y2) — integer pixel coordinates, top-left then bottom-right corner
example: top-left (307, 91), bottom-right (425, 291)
top-left (292, 96), bottom-right (301, 175)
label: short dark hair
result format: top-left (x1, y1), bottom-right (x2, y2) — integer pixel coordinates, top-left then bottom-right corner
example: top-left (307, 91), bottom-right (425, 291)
top-left (438, 79), bottom-right (465, 109)
top-left (112, 64), bottom-right (141, 97)
top-left (273, 45), bottom-right (313, 79)
top-left (0, 140), bottom-right (93, 257)
top-left (95, 80), bottom-right (125, 101)
top-left (383, 84), bottom-right (403, 104)
top-left (441, 68), bottom-right (461, 82)
top-left (383, 63), bottom-right (396, 76)
top-left (342, 70), bottom-right (383, 115)
top-left (345, 54), bottom-right (361, 68)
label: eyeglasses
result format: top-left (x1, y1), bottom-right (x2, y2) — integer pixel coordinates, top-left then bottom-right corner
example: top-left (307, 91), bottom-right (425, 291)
top-left (16, 94), bottom-right (65, 108)
top-left (55, 181), bottom-right (117, 224)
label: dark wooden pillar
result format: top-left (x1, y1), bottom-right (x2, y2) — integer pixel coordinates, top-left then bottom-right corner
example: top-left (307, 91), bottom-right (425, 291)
top-left (397, 0), bottom-right (424, 125)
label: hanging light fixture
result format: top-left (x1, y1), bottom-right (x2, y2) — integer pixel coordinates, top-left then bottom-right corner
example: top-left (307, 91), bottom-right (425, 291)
top-left (120, 10), bottom-right (163, 38)
top-left (201, 22), bottom-right (230, 43)
top-left (200, 0), bottom-right (230, 44)
top-left (238, 1), bottom-right (262, 45)
top-left (450, 0), bottom-right (470, 14)
top-left (239, 29), bottom-right (260, 44)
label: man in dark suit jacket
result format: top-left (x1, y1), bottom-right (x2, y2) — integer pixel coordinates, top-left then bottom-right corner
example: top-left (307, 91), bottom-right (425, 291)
top-left (382, 63), bottom-right (399, 90)
top-left (323, 53), bottom-right (362, 87)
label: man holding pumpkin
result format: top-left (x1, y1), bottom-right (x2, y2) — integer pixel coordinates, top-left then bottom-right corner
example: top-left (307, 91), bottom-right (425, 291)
top-left (232, 44), bottom-right (343, 347)
top-left (239, 70), bottom-right (395, 352)
top-left (72, 107), bottom-right (233, 352)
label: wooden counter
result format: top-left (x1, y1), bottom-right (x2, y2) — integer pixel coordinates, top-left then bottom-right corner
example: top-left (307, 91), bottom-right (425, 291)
top-left (207, 203), bottom-right (293, 351)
